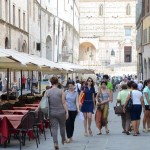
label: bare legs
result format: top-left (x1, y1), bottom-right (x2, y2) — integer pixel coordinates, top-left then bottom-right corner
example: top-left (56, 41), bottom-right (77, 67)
top-left (132, 120), bottom-right (140, 135)
top-left (83, 112), bottom-right (92, 136)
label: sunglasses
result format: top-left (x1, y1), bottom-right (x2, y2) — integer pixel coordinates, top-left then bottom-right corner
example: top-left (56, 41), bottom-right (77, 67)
top-left (88, 80), bottom-right (92, 82)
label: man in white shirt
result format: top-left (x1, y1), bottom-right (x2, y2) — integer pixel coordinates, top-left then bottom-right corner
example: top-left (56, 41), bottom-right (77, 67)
top-left (134, 76), bottom-right (138, 85)
top-left (138, 81), bottom-right (143, 91)
top-left (75, 80), bottom-right (81, 94)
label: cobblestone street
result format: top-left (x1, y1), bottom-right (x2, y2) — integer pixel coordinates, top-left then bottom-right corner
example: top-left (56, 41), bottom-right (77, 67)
top-left (1, 91), bottom-right (150, 150)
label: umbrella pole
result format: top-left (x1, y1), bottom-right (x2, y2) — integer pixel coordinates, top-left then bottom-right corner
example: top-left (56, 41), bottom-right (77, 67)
top-left (20, 70), bottom-right (23, 101)
top-left (9, 71), bottom-right (11, 88)
top-left (31, 71), bottom-right (33, 95)
top-left (39, 71), bottom-right (41, 94)
top-left (7, 68), bottom-right (9, 101)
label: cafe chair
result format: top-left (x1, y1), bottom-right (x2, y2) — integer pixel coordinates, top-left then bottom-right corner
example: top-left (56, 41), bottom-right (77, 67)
top-left (9, 111), bottom-right (38, 150)
top-left (34, 111), bottom-right (46, 144)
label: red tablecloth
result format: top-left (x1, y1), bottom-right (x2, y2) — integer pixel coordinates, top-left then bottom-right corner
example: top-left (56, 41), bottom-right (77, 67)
top-left (13, 106), bottom-right (38, 110)
top-left (2, 110), bottom-right (29, 115)
top-left (0, 115), bottom-right (24, 144)
top-left (25, 104), bottom-right (39, 107)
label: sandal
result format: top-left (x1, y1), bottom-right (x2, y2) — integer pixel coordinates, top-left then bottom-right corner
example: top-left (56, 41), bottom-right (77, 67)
top-left (97, 132), bottom-right (102, 135)
top-left (106, 130), bottom-right (109, 134)
top-left (63, 139), bottom-right (71, 143)
top-left (88, 129), bottom-right (93, 136)
top-left (54, 143), bottom-right (59, 150)
top-left (133, 134), bottom-right (138, 136)
top-left (84, 132), bottom-right (88, 137)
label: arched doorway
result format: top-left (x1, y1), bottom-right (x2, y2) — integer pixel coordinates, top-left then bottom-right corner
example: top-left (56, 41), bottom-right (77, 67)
top-left (5, 37), bottom-right (9, 49)
top-left (79, 42), bottom-right (96, 65)
top-left (46, 36), bottom-right (52, 61)
top-left (22, 41), bottom-right (27, 52)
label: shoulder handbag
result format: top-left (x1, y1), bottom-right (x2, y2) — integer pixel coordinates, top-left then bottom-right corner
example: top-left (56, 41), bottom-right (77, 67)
top-left (39, 94), bottom-right (49, 114)
top-left (114, 102), bottom-right (124, 114)
top-left (79, 86), bottom-right (86, 104)
top-left (125, 91), bottom-right (133, 111)
top-left (97, 89), bottom-right (105, 111)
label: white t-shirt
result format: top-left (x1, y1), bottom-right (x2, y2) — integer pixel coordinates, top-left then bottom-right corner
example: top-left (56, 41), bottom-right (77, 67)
top-left (138, 83), bottom-right (143, 91)
top-left (131, 90), bottom-right (142, 105)
top-left (134, 79), bottom-right (138, 84)
top-left (75, 83), bottom-right (81, 92)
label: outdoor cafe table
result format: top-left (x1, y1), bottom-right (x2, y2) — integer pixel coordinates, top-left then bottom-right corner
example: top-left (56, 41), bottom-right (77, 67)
top-left (0, 114), bottom-right (24, 144)
top-left (2, 110), bottom-right (29, 115)
top-left (25, 104), bottom-right (39, 107)
top-left (13, 106), bottom-right (38, 110)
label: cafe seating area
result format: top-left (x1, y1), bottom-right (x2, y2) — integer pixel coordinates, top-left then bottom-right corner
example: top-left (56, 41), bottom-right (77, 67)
top-left (0, 95), bottom-right (51, 150)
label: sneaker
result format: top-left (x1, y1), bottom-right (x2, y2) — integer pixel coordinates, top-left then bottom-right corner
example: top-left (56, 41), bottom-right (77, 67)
top-left (143, 129), bottom-right (148, 133)
top-left (147, 128), bottom-right (150, 131)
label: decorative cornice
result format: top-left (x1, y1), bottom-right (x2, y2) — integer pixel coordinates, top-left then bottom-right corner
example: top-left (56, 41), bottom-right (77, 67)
top-left (0, 19), bottom-right (29, 35)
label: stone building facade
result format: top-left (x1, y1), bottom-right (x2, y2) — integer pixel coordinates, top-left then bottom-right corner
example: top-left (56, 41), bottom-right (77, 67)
top-left (136, 0), bottom-right (150, 80)
top-left (0, 0), bottom-right (79, 81)
top-left (79, 0), bottom-right (137, 75)
top-left (0, 0), bottom-right (28, 52)
top-left (0, 0), bottom-right (79, 62)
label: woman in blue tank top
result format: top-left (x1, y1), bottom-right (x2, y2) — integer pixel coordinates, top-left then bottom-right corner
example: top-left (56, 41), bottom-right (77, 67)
top-left (65, 81), bottom-right (79, 143)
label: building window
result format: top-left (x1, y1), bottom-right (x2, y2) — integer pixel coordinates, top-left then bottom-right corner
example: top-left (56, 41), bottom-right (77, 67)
top-left (126, 4), bottom-right (131, 15)
top-left (124, 46), bottom-right (132, 62)
top-left (125, 27), bottom-right (131, 36)
top-left (13, 5), bottom-right (15, 25)
top-left (147, 0), bottom-right (150, 13)
top-left (23, 12), bottom-right (25, 30)
top-left (99, 5), bottom-right (103, 16)
top-left (144, 28), bottom-right (147, 44)
top-left (18, 9), bottom-right (21, 28)
top-left (144, 59), bottom-right (147, 69)
top-left (5, 37), bottom-right (9, 49)
top-left (36, 43), bottom-right (41, 51)
top-left (5, 0), bottom-right (8, 21)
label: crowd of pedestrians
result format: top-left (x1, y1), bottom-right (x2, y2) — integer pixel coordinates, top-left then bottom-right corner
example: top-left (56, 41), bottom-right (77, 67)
top-left (117, 77), bottom-right (150, 136)
top-left (43, 74), bottom-right (150, 149)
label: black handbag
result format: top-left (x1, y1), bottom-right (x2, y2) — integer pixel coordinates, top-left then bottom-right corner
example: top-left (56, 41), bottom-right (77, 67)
top-left (125, 91), bottom-right (133, 111)
top-left (114, 102), bottom-right (124, 114)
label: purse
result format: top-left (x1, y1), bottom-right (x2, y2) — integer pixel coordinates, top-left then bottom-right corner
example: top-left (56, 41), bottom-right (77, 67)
top-left (114, 102), bottom-right (124, 114)
top-left (97, 89), bottom-right (105, 111)
top-left (79, 87), bottom-right (86, 104)
top-left (39, 96), bottom-right (49, 114)
top-left (125, 91), bottom-right (133, 111)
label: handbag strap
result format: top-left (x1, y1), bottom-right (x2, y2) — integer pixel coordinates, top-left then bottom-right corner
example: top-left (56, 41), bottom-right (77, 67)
top-left (130, 91), bottom-right (132, 100)
top-left (99, 88), bottom-right (104, 100)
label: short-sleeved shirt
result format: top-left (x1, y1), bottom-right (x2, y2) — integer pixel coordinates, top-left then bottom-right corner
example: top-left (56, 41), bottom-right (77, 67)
top-left (132, 90), bottom-right (142, 105)
top-left (143, 86), bottom-right (150, 105)
top-left (107, 82), bottom-right (113, 90)
top-left (117, 89), bottom-right (130, 105)
top-left (65, 90), bottom-right (78, 111)
top-left (82, 86), bottom-right (95, 101)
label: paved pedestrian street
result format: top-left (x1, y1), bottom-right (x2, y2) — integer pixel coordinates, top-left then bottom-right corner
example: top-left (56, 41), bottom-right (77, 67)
top-left (1, 92), bottom-right (150, 150)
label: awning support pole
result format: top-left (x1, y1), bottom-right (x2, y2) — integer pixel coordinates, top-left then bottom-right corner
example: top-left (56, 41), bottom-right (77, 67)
top-left (7, 68), bottom-right (9, 101)
top-left (20, 70), bottom-right (23, 101)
